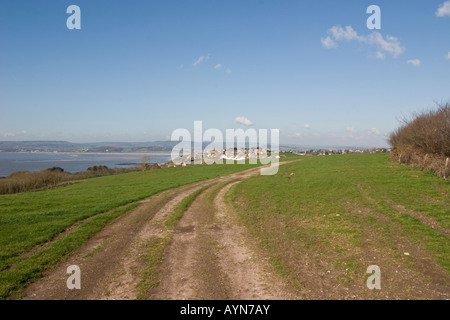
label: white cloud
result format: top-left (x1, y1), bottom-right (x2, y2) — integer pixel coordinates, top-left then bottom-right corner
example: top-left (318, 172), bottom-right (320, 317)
top-left (235, 116), bottom-right (253, 126)
top-left (407, 59), bottom-right (421, 67)
top-left (329, 25), bottom-right (359, 41)
top-left (368, 128), bottom-right (381, 135)
top-left (436, 1), bottom-right (450, 17)
top-left (193, 54), bottom-right (210, 67)
top-left (321, 26), bottom-right (358, 49)
top-left (193, 56), bottom-right (205, 66)
top-left (321, 36), bottom-right (338, 49)
top-left (346, 127), bottom-right (357, 133)
top-left (446, 52), bottom-right (450, 60)
top-left (322, 25), bottom-right (404, 58)
top-left (304, 124), bottom-right (310, 129)
top-left (375, 51), bottom-right (386, 60)
top-left (215, 63), bottom-right (232, 74)
top-left (293, 132), bottom-right (302, 137)
top-left (365, 33), bottom-right (404, 58)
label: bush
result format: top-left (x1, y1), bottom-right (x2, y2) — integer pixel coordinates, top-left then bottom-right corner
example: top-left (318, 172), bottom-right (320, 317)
top-left (0, 170), bottom-right (67, 194)
top-left (389, 104), bottom-right (450, 178)
top-left (389, 104), bottom-right (450, 157)
top-left (87, 165), bottom-right (109, 172)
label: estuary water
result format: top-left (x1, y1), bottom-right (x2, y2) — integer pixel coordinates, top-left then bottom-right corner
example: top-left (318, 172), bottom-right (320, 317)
top-left (0, 152), bottom-right (171, 177)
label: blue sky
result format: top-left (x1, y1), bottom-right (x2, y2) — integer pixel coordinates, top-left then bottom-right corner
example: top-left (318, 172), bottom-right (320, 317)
top-left (1, 0), bottom-right (449, 147)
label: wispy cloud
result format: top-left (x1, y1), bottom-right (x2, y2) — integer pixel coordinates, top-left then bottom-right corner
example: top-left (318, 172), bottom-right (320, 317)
top-left (375, 51), bottom-right (386, 60)
top-left (407, 59), bottom-right (421, 67)
top-left (368, 128), bottom-right (381, 135)
top-left (321, 36), bottom-right (337, 49)
top-left (193, 56), bottom-right (205, 67)
top-left (304, 124), bottom-right (311, 129)
top-left (446, 52), bottom-right (450, 60)
top-left (365, 32), bottom-right (404, 58)
top-left (346, 127), bottom-right (357, 134)
top-left (436, 1), bottom-right (450, 17)
top-left (235, 116), bottom-right (253, 126)
top-left (214, 63), bottom-right (232, 74)
top-left (193, 54), bottom-right (210, 67)
top-left (329, 25), bottom-right (359, 41)
top-left (321, 25), bottom-right (404, 58)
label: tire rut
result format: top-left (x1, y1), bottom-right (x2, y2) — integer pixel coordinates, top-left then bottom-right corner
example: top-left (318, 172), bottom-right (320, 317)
top-left (151, 166), bottom-right (294, 300)
top-left (23, 163), bottom-right (296, 300)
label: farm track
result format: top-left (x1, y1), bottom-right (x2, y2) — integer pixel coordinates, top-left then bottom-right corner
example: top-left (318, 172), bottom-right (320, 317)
top-left (24, 163), bottom-right (295, 300)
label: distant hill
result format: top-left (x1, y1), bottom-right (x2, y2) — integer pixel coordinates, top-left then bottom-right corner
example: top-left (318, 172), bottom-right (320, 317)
top-left (0, 141), bottom-right (178, 153)
top-left (0, 140), bottom-right (382, 153)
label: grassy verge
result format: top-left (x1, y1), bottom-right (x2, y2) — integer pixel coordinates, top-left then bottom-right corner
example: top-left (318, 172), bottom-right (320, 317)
top-left (1, 202), bottom-right (139, 299)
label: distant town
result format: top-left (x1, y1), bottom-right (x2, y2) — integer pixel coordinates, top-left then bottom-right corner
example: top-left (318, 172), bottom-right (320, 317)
top-left (286, 148), bottom-right (390, 156)
top-left (166, 147), bottom-right (391, 168)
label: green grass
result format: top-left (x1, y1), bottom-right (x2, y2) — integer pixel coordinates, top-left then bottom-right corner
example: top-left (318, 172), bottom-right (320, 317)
top-left (230, 153), bottom-right (450, 296)
top-left (165, 186), bottom-right (209, 228)
top-left (134, 236), bottom-right (170, 300)
top-left (0, 202), bottom-right (138, 299)
top-left (0, 162), bottom-right (263, 299)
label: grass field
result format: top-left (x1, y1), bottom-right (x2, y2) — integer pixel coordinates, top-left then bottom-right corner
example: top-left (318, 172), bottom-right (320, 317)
top-left (0, 161), bottom-right (260, 299)
top-left (230, 153), bottom-right (450, 299)
top-left (1, 152), bottom-right (449, 299)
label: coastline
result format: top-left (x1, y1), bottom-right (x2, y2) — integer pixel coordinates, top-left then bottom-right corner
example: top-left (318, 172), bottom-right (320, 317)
top-left (0, 152), bottom-right (174, 177)
top-left (0, 151), bottom-right (172, 156)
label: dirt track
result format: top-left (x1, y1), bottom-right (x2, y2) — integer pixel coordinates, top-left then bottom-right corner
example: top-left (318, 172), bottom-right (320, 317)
top-left (24, 164), bottom-right (296, 300)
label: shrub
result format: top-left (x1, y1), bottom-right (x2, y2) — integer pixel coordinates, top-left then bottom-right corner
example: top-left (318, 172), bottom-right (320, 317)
top-left (389, 104), bottom-right (450, 178)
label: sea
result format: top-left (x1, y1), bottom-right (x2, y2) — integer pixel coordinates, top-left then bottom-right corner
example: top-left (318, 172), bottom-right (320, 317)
top-left (0, 152), bottom-right (172, 177)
